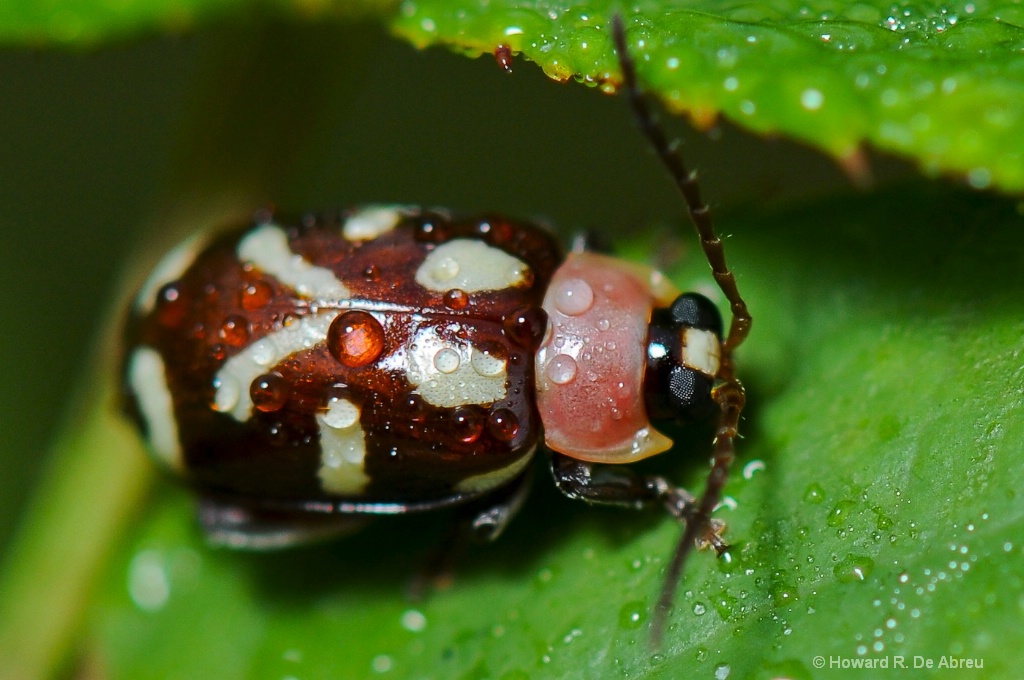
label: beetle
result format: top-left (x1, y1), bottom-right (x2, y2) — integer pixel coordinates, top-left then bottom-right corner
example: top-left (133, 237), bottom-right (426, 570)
top-left (122, 16), bottom-right (750, 641)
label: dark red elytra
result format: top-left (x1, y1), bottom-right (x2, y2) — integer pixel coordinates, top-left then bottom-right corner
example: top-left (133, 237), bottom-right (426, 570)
top-left (250, 372), bottom-right (289, 412)
top-left (327, 310), bottom-right (386, 368)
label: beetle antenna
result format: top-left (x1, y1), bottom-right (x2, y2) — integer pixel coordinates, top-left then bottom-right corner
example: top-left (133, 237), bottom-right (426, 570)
top-left (611, 14), bottom-right (752, 647)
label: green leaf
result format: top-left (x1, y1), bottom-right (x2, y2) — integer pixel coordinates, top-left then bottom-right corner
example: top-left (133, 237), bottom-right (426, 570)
top-left (3, 1), bottom-right (1022, 190)
top-left (391, 1), bottom-right (1024, 192)
top-left (87, 184), bottom-right (1024, 679)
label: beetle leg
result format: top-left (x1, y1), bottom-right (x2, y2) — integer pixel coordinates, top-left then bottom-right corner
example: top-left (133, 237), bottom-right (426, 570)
top-left (550, 453), bottom-right (726, 553)
top-left (409, 467), bottom-right (534, 600)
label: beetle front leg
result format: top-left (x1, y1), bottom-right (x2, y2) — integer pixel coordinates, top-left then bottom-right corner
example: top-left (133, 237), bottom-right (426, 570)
top-left (550, 453), bottom-right (727, 553)
top-left (409, 467), bottom-right (534, 599)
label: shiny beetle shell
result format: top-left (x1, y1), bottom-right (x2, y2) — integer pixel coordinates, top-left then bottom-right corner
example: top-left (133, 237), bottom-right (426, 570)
top-left (125, 206), bottom-right (564, 511)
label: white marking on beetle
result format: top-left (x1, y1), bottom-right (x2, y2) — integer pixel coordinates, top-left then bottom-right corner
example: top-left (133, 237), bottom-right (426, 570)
top-left (214, 311), bottom-right (339, 421)
top-left (237, 224), bottom-right (349, 300)
top-left (455, 446), bottom-right (535, 494)
top-left (317, 397), bottom-right (370, 495)
top-left (135, 232), bottom-right (206, 314)
top-left (342, 205), bottom-right (405, 241)
top-left (415, 239), bottom-right (530, 293)
top-left (398, 325), bottom-right (507, 408)
top-left (128, 347), bottom-right (184, 471)
top-left (681, 328), bottom-right (721, 377)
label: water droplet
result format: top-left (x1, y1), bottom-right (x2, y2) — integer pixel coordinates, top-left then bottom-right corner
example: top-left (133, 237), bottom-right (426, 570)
top-left (452, 406), bottom-right (484, 443)
top-left (156, 283), bottom-right (188, 328)
top-left (693, 602), bottom-right (707, 615)
top-left (803, 483), bottom-right (825, 504)
top-left (547, 354), bottom-right (578, 385)
top-left (487, 408), bottom-right (519, 441)
top-left (250, 372), bottom-right (288, 412)
top-left (618, 601), bottom-right (646, 629)
top-left (322, 397), bottom-right (360, 429)
top-left (240, 280), bottom-right (273, 310)
top-left (443, 288), bottom-right (469, 310)
top-left (826, 499), bottom-right (856, 527)
top-left (834, 554), bottom-right (874, 583)
top-left (553, 278), bottom-right (594, 316)
top-left (433, 347), bottom-right (461, 374)
top-left (714, 663), bottom-right (731, 680)
top-left (327, 310), bottom-right (386, 368)
top-left (471, 346), bottom-right (504, 376)
top-left (503, 306), bottom-right (547, 348)
top-left (596, 318), bottom-right (610, 331)
top-left (219, 315), bottom-right (250, 346)
top-left (250, 339), bottom-right (274, 366)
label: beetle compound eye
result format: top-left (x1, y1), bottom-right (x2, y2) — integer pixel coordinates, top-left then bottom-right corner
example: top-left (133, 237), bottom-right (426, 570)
top-left (669, 293), bottom-right (723, 336)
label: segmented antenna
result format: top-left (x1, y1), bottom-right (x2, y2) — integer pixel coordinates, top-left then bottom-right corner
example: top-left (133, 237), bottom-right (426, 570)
top-left (610, 14), bottom-right (752, 647)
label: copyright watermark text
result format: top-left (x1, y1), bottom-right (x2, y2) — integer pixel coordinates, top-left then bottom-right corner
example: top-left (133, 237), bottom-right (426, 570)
top-left (812, 655), bottom-right (984, 670)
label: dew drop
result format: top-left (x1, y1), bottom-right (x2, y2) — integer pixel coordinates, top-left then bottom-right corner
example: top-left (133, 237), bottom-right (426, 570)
top-left (444, 288), bottom-right (469, 310)
top-left (452, 406), bottom-right (484, 443)
top-left (240, 280), bottom-right (273, 310)
top-left (327, 310), bottom-right (386, 368)
top-left (803, 482), bottom-right (826, 504)
top-left (503, 306), bottom-right (547, 348)
top-left (553, 278), bottom-right (594, 316)
top-left (546, 354), bottom-right (578, 385)
top-left (471, 347), bottom-right (505, 376)
top-left (156, 283), bottom-right (188, 328)
top-left (487, 408), bottom-right (519, 441)
top-left (433, 347), bottom-right (461, 374)
top-left (618, 601), bottom-right (646, 629)
top-left (250, 372), bottom-right (288, 412)
top-left (322, 397), bottom-right (360, 429)
top-left (834, 554), bottom-right (875, 583)
top-left (219, 315), bottom-right (250, 347)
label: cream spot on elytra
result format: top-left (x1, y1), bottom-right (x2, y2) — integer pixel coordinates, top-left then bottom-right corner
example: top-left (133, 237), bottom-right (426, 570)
top-left (415, 239), bottom-right (529, 293)
top-left (128, 347), bottom-right (183, 471)
top-left (342, 205), bottom-right (405, 241)
top-left (237, 224), bottom-right (349, 301)
top-left (455, 447), bottom-right (535, 494)
top-left (398, 325), bottom-right (507, 408)
top-left (317, 397), bottom-right (369, 495)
